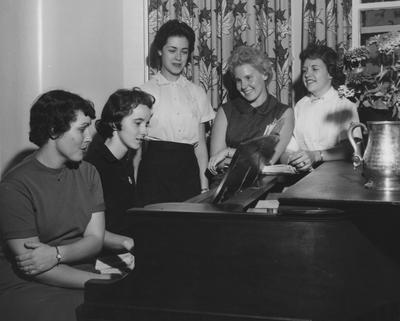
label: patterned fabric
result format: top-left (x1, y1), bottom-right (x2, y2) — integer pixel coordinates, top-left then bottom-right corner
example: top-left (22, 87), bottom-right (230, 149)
top-left (147, 0), bottom-right (292, 108)
top-left (301, 0), bottom-right (352, 54)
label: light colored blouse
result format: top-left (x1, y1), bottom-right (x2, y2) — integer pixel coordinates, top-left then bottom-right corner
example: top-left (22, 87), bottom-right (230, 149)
top-left (286, 87), bottom-right (361, 152)
top-left (141, 72), bottom-right (215, 145)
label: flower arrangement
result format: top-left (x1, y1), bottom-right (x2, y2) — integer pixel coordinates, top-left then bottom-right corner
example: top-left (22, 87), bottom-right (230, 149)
top-left (339, 31), bottom-right (400, 119)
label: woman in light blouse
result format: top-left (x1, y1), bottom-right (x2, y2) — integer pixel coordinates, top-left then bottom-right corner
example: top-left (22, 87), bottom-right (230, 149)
top-left (137, 20), bottom-right (215, 205)
top-left (281, 44), bottom-right (361, 172)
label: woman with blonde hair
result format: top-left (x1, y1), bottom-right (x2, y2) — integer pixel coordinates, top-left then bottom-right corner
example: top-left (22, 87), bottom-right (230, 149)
top-left (208, 46), bottom-right (294, 175)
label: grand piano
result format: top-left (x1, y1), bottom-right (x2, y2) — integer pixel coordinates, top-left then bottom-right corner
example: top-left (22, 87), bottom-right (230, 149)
top-left (77, 141), bottom-right (400, 321)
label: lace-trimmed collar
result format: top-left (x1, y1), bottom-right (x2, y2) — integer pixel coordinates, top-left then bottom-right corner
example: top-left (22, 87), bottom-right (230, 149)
top-left (154, 72), bottom-right (188, 87)
top-left (308, 86), bottom-right (335, 103)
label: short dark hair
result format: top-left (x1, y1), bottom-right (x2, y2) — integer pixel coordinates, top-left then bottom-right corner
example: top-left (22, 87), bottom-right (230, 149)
top-left (300, 44), bottom-right (344, 88)
top-left (149, 19), bottom-right (195, 69)
top-left (228, 46), bottom-right (274, 85)
top-left (96, 88), bottom-right (155, 139)
top-left (29, 90), bottom-right (95, 147)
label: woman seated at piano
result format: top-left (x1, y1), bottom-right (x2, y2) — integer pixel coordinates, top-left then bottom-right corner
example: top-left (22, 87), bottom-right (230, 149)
top-left (207, 46), bottom-right (294, 176)
top-left (281, 44), bottom-right (361, 172)
top-left (0, 90), bottom-right (132, 321)
top-left (85, 88), bottom-right (153, 239)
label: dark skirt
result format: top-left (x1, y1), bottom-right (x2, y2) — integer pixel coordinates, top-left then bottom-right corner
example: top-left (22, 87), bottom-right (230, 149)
top-left (136, 141), bottom-right (201, 206)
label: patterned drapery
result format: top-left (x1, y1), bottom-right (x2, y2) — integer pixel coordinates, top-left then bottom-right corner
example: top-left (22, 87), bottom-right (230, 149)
top-left (301, 0), bottom-right (352, 54)
top-left (147, 0), bottom-right (292, 109)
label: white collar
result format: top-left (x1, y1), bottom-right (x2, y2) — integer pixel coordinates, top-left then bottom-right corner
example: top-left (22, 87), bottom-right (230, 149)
top-left (309, 87), bottom-right (336, 103)
top-left (154, 72), bottom-right (188, 87)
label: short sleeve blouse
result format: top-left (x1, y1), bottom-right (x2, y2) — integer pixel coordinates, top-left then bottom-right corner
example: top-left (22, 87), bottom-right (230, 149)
top-left (0, 155), bottom-right (105, 246)
top-left (140, 72), bottom-right (215, 144)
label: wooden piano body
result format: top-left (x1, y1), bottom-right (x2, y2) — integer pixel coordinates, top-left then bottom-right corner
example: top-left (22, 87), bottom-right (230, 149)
top-left (77, 162), bottom-right (400, 321)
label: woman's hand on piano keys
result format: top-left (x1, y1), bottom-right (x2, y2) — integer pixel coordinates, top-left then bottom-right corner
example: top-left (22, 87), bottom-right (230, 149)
top-left (121, 237), bottom-right (134, 252)
top-left (104, 231), bottom-right (134, 252)
top-left (95, 252), bottom-right (135, 276)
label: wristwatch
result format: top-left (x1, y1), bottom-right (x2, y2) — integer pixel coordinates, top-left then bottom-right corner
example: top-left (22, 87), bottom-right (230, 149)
top-left (55, 246), bottom-right (62, 265)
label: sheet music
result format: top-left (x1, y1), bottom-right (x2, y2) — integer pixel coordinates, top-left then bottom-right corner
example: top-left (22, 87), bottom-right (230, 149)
top-left (261, 164), bottom-right (297, 175)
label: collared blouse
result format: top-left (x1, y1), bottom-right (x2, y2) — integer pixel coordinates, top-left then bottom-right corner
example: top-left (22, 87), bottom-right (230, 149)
top-left (140, 72), bottom-right (215, 145)
top-left (287, 87), bottom-right (361, 152)
top-left (223, 94), bottom-right (289, 148)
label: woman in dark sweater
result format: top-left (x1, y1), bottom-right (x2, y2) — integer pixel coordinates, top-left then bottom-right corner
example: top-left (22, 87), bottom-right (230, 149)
top-left (85, 88), bottom-right (153, 236)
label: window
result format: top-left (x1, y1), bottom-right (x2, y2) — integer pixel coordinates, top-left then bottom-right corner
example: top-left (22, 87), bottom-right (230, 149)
top-left (352, 0), bottom-right (400, 46)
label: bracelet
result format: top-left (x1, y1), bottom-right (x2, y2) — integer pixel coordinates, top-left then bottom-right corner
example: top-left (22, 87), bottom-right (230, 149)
top-left (319, 150), bottom-right (324, 162)
top-left (201, 188), bottom-right (209, 193)
top-left (227, 148), bottom-right (234, 158)
top-left (55, 246), bottom-right (62, 265)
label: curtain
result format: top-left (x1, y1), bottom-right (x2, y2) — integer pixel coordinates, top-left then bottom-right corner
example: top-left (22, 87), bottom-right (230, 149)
top-left (147, 0), bottom-right (292, 109)
top-left (301, 0), bottom-right (352, 54)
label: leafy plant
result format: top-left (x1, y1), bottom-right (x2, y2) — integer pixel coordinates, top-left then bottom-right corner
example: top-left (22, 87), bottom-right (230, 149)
top-left (339, 31), bottom-right (400, 119)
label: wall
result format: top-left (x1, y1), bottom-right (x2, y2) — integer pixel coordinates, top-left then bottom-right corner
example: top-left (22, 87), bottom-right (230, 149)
top-left (0, 0), bottom-right (146, 176)
top-left (0, 1), bottom-right (40, 176)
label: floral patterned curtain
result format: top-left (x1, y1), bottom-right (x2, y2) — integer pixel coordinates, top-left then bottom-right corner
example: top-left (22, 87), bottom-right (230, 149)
top-left (301, 0), bottom-right (352, 54)
top-left (147, 0), bottom-right (292, 109)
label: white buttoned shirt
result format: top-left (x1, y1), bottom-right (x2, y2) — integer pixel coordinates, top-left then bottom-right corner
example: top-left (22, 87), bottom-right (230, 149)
top-left (140, 72), bottom-right (215, 144)
top-left (286, 87), bottom-right (361, 152)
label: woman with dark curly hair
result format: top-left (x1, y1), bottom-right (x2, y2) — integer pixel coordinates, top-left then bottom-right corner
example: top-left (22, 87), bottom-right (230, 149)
top-left (137, 19), bottom-right (215, 205)
top-left (282, 44), bottom-right (361, 172)
top-left (85, 88), bottom-right (153, 235)
top-left (0, 90), bottom-right (132, 321)
top-left (207, 46), bottom-right (294, 175)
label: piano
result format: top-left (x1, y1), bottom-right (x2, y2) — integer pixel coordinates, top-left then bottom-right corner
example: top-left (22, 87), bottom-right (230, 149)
top-left (78, 131), bottom-right (400, 321)
top-left (77, 161), bottom-right (400, 321)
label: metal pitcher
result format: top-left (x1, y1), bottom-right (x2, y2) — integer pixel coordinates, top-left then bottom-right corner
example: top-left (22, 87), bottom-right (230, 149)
top-left (348, 121), bottom-right (400, 191)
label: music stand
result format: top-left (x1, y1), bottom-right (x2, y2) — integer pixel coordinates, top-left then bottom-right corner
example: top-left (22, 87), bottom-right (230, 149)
top-left (211, 133), bottom-right (280, 204)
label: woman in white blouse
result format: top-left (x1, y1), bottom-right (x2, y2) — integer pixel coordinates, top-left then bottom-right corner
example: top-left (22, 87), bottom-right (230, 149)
top-left (137, 20), bottom-right (215, 205)
top-left (282, 44), bottom-right (361, 172)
